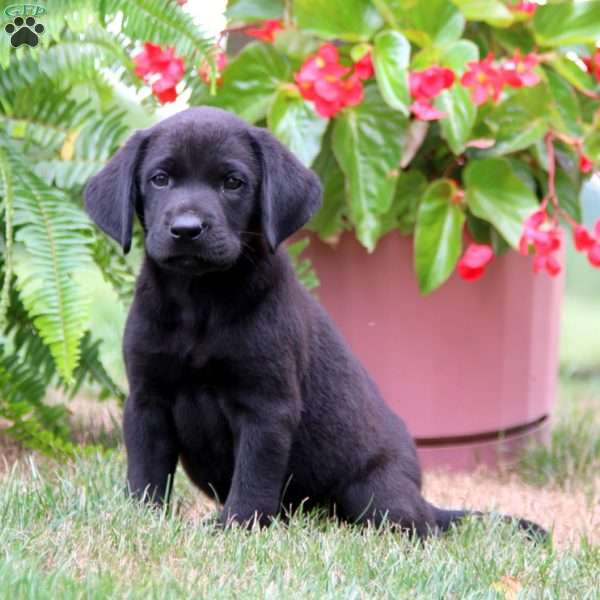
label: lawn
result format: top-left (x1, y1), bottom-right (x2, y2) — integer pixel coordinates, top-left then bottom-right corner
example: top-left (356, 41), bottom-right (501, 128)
top-left (0, 445), bottom-right (598, 600)
top-left (1, 236), bottom-right (599, 599)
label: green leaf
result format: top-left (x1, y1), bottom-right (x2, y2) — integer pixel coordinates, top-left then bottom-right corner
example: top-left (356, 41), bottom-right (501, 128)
top-left (373, 0), bottom-right (463, 47)
top-left (554, 169), bottom-right (582, 223)
top-left (273, 29), bottom-right (321, 60)
top-left (451, 0), bottom-right (514, 27)
top-left (440, 40), bottom-right (479, 75)
top-left (485, 84), bottom-right (553, 156)
top-left (267, 89), bottom-right (328, 167)
top-left (405, 0), bottom-right (465, 47)
top-left (534, 1), bottom-right (600, 46)
top-left (427, 40), bottom-right (478, 155)
top-left (414, 179), bottom-right (465, 295)
top-left (380, 169), bottom-right (428, 236)
top-left (332, 85), bottom-right (409, 251)
top-left (227, 0), bottom-right (284, 20)
top-left (205, 43), bottom-right (291, 124)
top-left (287, 238), bottom-right (320, 291)
top-left (465, 158), bottom-right (538, 248)
top-left (548, 56), bottom-right (596, 95)
top-left (435, 86), bottom-right (476, 155)
top-left (373, 30), bottom-right (411, 116)
top-left (584, 131), bottom-right (600, 164)
top-left (544, 68), bottom-right (582, 138)
top-left (294, 0), bottom-right (384, 42)
top-left (309, 137), bottom-right (347, 240)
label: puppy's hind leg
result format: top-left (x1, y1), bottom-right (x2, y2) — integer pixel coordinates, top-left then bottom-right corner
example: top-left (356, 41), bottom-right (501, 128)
top-left (336, 467), bottom-right (438, 538)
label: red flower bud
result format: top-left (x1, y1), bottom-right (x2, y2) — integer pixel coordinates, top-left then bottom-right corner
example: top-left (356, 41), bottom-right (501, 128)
top-left (245, 19), bottom-right (283, 43)
top-left (582, 49), bottom-right (600, 82)
top-left (353, 51), bottom-right (374, 80)
top-left (573, 225), bottom-right (596, 251)
top-left (457, 243), bottom-right (494, 281)
top-left (510, 2), bottom-right (537, 15)
top-left (579, 153), bottom-right (594, 174)
top-left (587, 243), bottom-right (600, 268)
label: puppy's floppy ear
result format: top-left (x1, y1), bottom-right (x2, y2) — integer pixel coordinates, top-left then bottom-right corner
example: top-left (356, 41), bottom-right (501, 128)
top-left (250, 128), bottom-right (322, 252)
top-left (84, 130), bottom-right (147, 254)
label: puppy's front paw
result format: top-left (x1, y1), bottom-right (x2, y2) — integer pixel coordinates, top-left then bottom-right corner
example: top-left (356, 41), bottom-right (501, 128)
top-left (219, 505), bottom-right (273, 529)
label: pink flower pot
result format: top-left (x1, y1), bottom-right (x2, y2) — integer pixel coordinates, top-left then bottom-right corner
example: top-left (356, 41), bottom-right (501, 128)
top-left (301, 232), bottom-right (563, 471)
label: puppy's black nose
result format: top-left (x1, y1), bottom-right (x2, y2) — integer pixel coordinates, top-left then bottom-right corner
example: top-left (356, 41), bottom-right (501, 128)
top-left (170, 214), bottom-right (207, 240)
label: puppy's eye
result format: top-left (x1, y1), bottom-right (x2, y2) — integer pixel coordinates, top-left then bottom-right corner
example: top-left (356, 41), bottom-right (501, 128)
top-left (223, 175), bottom-right (244, 191)
top-left (150, 172), bottom-right (170, 188)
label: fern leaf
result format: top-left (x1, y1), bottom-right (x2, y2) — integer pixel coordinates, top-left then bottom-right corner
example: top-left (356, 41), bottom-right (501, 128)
top-left (104, 0), bottom-right (215, 60)
top-left (0, 145), bottom-right (15, 328)
top-left (2, 143), bottom-right (94, 383)
top-left (35, 110), bottom-right (130, 190)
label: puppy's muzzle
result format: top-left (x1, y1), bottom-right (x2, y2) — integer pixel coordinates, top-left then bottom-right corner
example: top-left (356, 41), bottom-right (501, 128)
top-left (169, 213), bottom-right (209, 241)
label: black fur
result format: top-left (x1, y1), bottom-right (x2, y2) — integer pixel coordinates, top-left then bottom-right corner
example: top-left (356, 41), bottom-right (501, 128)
top-left (85, 107), bottom-right (546, 540)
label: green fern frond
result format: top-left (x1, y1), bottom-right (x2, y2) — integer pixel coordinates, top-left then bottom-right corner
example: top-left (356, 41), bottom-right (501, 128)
top-left (1, 84), bottom-right (94, 154)
top-left (91, 233), bottom-right (137, 305)
top-left (35, 109), bottom-right (130, 190)
top-left (0, 145), bottom-right (14, 328)
top-left (74, 332), bottom-right (126, 403)
top-left (104, 0), bottom-right (215, 61)
top-left (38, 28), bottom-right (135, 87)
top-left (0, 357), bottom-right (77, 458)
top-left (2, 143), bottom-right (94, 383)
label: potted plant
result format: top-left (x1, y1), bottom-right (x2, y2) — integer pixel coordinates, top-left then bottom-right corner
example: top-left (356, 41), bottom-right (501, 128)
top-left (185, 0), bottom-right (600, 468)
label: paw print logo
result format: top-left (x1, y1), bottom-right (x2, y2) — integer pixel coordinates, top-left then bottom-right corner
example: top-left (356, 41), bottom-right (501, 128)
top-left (5, 16), bottom-right (45, 48)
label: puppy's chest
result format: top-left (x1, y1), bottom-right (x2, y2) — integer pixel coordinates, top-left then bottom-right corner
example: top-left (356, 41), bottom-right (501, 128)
top-left (160, 304), bottom-right (235, 378)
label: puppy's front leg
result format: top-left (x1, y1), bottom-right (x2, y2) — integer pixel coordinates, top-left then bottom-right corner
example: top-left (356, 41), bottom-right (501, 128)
top-left (123, 394), bottom-right (179, 506)
top-left (221, 408), bottom-right (296, 527)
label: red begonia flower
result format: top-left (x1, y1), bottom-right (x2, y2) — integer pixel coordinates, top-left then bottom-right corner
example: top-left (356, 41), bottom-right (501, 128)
top-left (460, 54), bottom-right (504, 105)
top-left (511, 2), bottom-right (537, 15)
top-left (409, 67), bottom-right (455, 100)
top-left (595, 219), bottom-right (600, 238)
top-left (589, 243), bottom-right (600, 267)
top-left (533, 253), bottom-right (562, 276)
top-left (410, 100), bottom-right (447, 121)
top-left (458, 243), bottom-right (494, 281)
top-left (573, 225), bottom-right (596, 251)
top-left (353, 51), bottom-right (374, 80)
top-left (152, 79), bottom-right (178, 104)
top-left (579, 153), bottom-right (594, 174)
top-left (519, 209), bottom-right (563, 276)
top-left (341, 74), bottom-right (364, 106)
top-left (582, 49), bottom-right (600, 82)
top-left (313, 96), bottom-right (343, 118)
top-left (294, 43), bottom-right (366, 118)
top-left (502, 50), bottom-right (541, 88)
top-left (176, 0), bottom-right (187, 5)
top-left (245, 19), bottom-right (283, 43)
top-left (133, 43), bottom-right (185, 104)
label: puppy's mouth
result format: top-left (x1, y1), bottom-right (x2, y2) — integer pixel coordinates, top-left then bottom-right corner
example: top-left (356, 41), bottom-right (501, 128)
top-left (163, 254), bottom-right (233, 274)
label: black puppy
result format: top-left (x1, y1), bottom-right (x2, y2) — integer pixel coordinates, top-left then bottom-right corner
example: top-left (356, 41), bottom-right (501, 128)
top-left (85, 107), bottom-right (544, 538)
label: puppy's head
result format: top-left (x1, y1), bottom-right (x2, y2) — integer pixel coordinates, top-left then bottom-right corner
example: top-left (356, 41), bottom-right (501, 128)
top-left (84, 107), bottom-right (322, 276)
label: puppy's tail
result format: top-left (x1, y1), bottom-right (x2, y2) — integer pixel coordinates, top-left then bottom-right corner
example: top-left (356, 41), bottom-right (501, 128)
top-left (431, 505), bottom-right (548, 542)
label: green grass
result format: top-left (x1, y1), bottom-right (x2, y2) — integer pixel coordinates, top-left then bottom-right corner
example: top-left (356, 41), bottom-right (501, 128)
top-left (517, 379), bottom-right (600, 490)
top-left (0, 452), bottom-right (598, 600)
